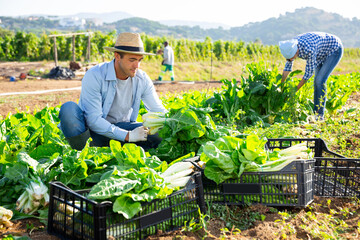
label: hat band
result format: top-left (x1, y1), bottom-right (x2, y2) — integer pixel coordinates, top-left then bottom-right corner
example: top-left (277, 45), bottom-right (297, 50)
top-left (115, 45), bottom-right (144, 52)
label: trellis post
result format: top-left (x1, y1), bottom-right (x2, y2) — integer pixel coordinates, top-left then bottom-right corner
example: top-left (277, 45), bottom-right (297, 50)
top-left (49, 32), bottom-right (93, 66)
top-left (53, 36), bottom-right (58, 66)
top-left (72, 35), bottom-right (76, 62)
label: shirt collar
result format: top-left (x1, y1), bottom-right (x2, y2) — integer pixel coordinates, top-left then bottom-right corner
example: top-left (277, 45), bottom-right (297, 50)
top-left (105, 59), bottom-right (117, 81)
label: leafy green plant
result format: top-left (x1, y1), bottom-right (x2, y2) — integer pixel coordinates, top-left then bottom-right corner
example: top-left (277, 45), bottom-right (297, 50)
top-left (204, 78), bottom-right (244, 125)
top-left (182, 208), bottom-right (209, 233)
top-left (219, 226), bottom-right (242, 239)
top-left (205, 61), bottom-right (312, 128)
top-left (274, 211), bottom-right (297, 239)
top-left (325, 73), bottom-right (359, 115)
top-left (208, 203), bottom-right (265, 231)
top-left (148, 106), bottom-right (236, 162)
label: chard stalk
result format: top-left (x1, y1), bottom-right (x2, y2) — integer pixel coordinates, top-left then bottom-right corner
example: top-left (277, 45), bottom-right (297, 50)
top-left (0, 206), bottom-right (13, 227)
top-left (278, 142), bottom-right (308, 156)
top-left (167, 176), bottom-right (191, 188)
top-left (32, 200), bottom-right (41, 208)
top-left (162, 162), bottom-right (194, 177)
top-left (16, 191), bottom-right (29, 210)
top-left (23, 199), bottom-right (34, 214)
top-left (164, 168), bottom-right (194, 183)
top-left (42, 192), bottom-right (50, 207)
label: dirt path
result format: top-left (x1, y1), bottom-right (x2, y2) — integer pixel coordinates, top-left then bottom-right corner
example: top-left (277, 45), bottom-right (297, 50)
top-left (0, 78), bottom-right (222, 116)
top-left (0, 60), bottom-right (224, 115)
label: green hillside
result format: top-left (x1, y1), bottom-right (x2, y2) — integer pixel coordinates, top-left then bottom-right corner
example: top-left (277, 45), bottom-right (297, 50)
top-left (1, 7), bottom-right (360, 47)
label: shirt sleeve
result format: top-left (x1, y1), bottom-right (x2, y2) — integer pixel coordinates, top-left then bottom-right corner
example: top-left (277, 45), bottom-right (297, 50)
top-left (81, 69), bottom-right (128, 141)
top-left (284, 61), bottom-right (293, 72)
top-left (141, 73), bottom-right (168, 113)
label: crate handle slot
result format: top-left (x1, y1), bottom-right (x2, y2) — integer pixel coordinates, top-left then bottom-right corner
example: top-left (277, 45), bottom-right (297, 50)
top-left (222, 183), bottom-right (261, 194)
top-left (139, 208), bottom-right (172, 229)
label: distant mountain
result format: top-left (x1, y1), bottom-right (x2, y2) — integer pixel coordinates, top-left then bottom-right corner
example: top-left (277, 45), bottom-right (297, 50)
top-left (67, 11), bottom-right (134, 23)
top-left (97, 17), bottom-right (217, 39)
top-left (229, 7), bottom-right (360, 47)
top-left (95, 7), bottom-right (360, 47)
top-left (2, 7), bottom-right (360, 47)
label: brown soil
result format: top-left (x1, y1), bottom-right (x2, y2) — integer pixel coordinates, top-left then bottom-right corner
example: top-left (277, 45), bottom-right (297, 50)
top-left (0, 62), bottom-right (359, 240)
top-left (2, 197), bottom-right (358, 240)
top-left (0, 61), bottom-right (222, 116)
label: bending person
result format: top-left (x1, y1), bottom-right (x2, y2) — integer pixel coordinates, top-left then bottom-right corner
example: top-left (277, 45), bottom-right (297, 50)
top-left (279, 32), bottom-right (343, 120)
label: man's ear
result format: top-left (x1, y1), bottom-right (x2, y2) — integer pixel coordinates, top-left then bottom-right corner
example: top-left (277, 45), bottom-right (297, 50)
top-left (114, 52), bottom-right (119, 60)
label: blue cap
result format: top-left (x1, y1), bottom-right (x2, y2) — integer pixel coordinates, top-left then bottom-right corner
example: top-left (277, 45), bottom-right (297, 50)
top-left (279, 39), bottom-right (298, 59)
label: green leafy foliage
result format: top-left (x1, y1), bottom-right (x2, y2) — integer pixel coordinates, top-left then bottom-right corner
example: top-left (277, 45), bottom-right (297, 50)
top-left (149, 106), bottom-right (237, 162)
top-left (204, 61), bottom-right (358, 128)
top-left (205, 61), bottom-right (303, 127)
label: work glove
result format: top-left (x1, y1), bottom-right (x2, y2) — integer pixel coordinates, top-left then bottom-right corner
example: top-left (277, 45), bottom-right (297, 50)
top-left (128, 126), bottom-right (148, 142)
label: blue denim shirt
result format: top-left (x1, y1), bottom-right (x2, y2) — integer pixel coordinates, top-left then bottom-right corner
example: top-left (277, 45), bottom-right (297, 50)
top-left (78, 59), bottom-right (166, 141)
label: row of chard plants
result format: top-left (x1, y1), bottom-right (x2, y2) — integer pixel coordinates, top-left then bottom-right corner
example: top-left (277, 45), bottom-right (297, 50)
top-left (0, 61), bottom-right (359, 225)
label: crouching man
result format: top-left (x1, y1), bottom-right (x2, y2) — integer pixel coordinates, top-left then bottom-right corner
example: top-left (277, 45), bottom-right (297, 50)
top-left (59, 32), bottom-right (167, 150)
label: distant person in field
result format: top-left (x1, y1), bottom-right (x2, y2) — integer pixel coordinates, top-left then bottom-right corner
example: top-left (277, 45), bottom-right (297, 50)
top-left (279, 32), bottom-right (343, 120)
top-left (58, 32), bottom-right (167, 150)
top-left (157, 41), bottom-right (175, 81)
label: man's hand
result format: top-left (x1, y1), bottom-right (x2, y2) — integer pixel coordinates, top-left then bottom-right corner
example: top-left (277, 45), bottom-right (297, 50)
top-left (128, 126), bottom-right (148, 142)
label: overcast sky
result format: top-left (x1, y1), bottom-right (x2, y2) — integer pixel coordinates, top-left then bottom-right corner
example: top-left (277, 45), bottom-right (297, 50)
top-left (0, 0), bottom-right (359, 27)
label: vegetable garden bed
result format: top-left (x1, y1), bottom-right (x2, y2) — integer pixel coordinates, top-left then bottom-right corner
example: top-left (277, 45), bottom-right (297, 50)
top-left (1, 60), bottom-right (359, 240)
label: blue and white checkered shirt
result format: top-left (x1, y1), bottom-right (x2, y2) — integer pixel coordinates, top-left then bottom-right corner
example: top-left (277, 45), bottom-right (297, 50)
top-left (284, 32), bottom-right (343, 80)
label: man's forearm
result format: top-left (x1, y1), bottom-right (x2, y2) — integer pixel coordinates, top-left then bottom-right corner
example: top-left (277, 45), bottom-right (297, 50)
top-left (297, 78), bottom-right (307, 90)
top-left (282, 71), bottom-right (291, 84)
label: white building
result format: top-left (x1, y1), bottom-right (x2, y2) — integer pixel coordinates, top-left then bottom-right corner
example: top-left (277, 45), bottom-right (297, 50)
top-left (59, 17), bottom-right (86, 27)
top-left (87, 18), bottom-right (103, 26)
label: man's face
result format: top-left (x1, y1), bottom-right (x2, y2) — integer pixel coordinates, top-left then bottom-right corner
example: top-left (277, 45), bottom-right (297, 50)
top-left (115, 52), bottom-right (143, 79)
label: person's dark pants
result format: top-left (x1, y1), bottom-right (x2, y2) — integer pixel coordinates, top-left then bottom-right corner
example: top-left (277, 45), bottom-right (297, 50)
top-left (58, 101), bottom-right (162, 150)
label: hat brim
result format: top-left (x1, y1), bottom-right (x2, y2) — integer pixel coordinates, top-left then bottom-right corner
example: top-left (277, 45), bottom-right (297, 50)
top-left (104, 47), bottom-right (155, 56)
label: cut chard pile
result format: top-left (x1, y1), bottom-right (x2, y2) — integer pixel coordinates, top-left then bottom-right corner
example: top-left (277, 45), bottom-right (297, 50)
top-left (0, 206), bottom-right (13, 228)
top-left (16, 179), bottom-right (49, 214)
top-left (161, 161), bottom-right (195, 188)
top-left (200, 135), bottom-right (313, 184)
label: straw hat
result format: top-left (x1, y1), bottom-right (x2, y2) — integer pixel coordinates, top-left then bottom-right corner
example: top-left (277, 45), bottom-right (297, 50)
top-left (104, 32), bottom-right (155, 56)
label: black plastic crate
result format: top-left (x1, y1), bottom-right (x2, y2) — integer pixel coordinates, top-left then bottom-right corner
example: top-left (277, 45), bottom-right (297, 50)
top-left (314, 157), bottom-right (360, 197)
top-left (266, 138), bottom-right (360, 197)
top-left (48, 172), bottom-right (205, 240)
top-left (203, 159), bottom-right (315, 207)
top-left (265, 138), bottom-right (344, 159)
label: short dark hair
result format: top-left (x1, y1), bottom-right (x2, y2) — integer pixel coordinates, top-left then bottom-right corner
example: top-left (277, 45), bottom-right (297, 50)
top-left (164, 41), bottom-right (168, 46)
top-left (115, 51), bottom-right (125, 58)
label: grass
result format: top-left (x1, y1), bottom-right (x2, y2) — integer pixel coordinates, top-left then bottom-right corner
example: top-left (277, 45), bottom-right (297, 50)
top-left (241, 96), bottom-right (360, 158)
top-left (138, 54), bottom-right (360, 81)
top-left (40, 53), bottom-right (359, 82)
